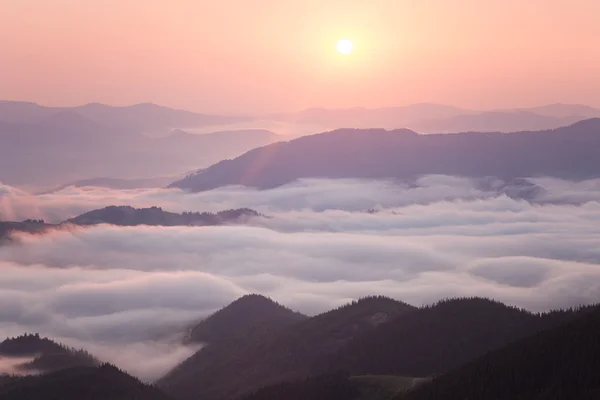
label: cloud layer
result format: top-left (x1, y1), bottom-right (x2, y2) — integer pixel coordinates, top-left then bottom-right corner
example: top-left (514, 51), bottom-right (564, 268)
top-left (3, 175), bottom-right (600, 223)
top-left (1, 177), bottom-right (600, 380)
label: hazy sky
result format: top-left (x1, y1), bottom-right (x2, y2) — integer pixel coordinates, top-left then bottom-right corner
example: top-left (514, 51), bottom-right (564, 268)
top-left (1, 0), bottom-right (600, 113)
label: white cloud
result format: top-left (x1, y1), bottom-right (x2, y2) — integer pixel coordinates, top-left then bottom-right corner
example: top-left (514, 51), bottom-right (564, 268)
top-left (1, 177), bottom-right (599, 380)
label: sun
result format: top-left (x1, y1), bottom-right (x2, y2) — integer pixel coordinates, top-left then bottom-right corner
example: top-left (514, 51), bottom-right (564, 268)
top-left (336, 39), bottom-right (353, 55)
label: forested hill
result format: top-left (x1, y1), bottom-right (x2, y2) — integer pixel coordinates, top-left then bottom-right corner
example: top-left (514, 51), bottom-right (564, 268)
top-left (67, 206), bottom-right (261, 226)
top-left (0, 364), bottom-right (173, 400)
top-left (159, 296), bottom-right (414, 400)
top-left (315, 297), bottom-right (596, 378)
top-left (1, 206), bottom-right (261, 241)
top-left (397, 304), bottom-right (600, 400)
top-left (0, 333), bottom-right (99, 373)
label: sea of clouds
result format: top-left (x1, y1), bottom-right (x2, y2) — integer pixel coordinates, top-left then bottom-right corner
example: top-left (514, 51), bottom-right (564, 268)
top-left (1, 176), bottom-right (599, 380)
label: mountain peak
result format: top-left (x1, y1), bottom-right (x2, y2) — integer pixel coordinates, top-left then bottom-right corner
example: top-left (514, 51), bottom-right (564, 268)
top-left (188, 294), bottom-right (306, 344)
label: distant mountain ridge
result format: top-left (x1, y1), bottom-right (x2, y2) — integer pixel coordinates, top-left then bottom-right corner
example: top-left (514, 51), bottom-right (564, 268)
top-left (170, 118), bottom-right (600, 191)
top-left (0, 101), bottom-right (278, 186)
top-left (0, 101), bottom-right (246, 133)
top-left (274, 103), bottom-right (600, 132)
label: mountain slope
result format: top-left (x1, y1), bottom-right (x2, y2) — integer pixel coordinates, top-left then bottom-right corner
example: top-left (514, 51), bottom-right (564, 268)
top-left (159, 296), bottom-right (414, 400)
top-left (396, 305), bottom-right (600, 400)
top-left (169, 119), bottom-right (600, 191)
top-left (238, 372), bottom-right (422, 400)
top-left (187, 294), bottom-right (307, 345)
top-left (0, 364), bottom-right (173, 400)
top-left (0, 333), bottom-right (99, 373)
top-left (315, 298), bottom-right (596, 378)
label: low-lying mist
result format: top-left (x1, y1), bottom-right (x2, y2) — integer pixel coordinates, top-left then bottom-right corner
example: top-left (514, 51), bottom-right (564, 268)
top-left (2, 175), bottom-right (600, 223)
top-left (1, 176), bottom-right (599, 380)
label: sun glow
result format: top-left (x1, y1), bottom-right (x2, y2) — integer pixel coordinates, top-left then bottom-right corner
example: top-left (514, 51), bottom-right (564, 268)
top-left (336, 39), bottom-right (353, 55)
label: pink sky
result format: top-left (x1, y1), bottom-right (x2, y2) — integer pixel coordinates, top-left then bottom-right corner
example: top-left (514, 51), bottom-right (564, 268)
top-left (1, 0), bottom-right (600, 114)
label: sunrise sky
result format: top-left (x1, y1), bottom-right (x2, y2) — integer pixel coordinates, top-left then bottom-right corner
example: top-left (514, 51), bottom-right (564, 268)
top-left (1, 0), bottom-right (600, 114)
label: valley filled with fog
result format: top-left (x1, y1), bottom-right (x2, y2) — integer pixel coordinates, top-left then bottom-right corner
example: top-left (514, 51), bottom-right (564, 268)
top-left (1, 176), bottom-right (599, 380)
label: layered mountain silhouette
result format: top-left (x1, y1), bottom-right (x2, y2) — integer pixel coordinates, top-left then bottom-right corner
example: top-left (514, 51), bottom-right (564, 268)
top-left (1, 297), bottom-right (598, 400)
top-left (158, 295), bottom-right (415, 400)
top-left (411, 110), bottom-right (582, 133)
top-left (0, 101), bottom-right (277, 186)
top-left (170, 118), bottom-right (600, 191)
top-left (0, 101), bottom-right (245, 133)
top-left (0, 364), bottom-right (173, 400)
top-left (273, 103), bottom-right (600, 131)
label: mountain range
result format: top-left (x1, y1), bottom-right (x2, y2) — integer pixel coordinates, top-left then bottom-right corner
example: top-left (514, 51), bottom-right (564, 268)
top-left (156, 295), bottom-right (597, 400)
top-left (272, 103), bottom-right (600, 132)
top-left (1, 295), bottom-right (598, 400)
top-left (0, 101), bottom-right (278, 186)
top-left (170, 118), bottom-right (600, 191)
top-left (3, 100), bottom-right (600, 188)
top-left (0, 364), bottom-right (173, 400)
top-left (0, 101), bottom-right (246, 134)
top-left (158, 295), bottom-right (414, 400)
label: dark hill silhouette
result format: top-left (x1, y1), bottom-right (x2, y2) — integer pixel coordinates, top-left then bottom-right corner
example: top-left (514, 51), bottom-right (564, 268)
top-left (158, 296), bottom-right (414, 400)
top-left (187, 294), bottom-right (307, 345)
top-left (396, 305), bottom-right (600, 400)
top-left (170, 119), bottom-right (600, 191)
top-left (314, 298), bottom-right (596, 378)
top-left (0, 363), bottom-right (173, 400)
top-left (0, 221), bottom-right (51, 243)
top-left (0, 333), bottom-right (99, 373)
top-left (67, 206), bottom-right (261, 226)
top-left (1, 207), bottom-right (261, 242)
